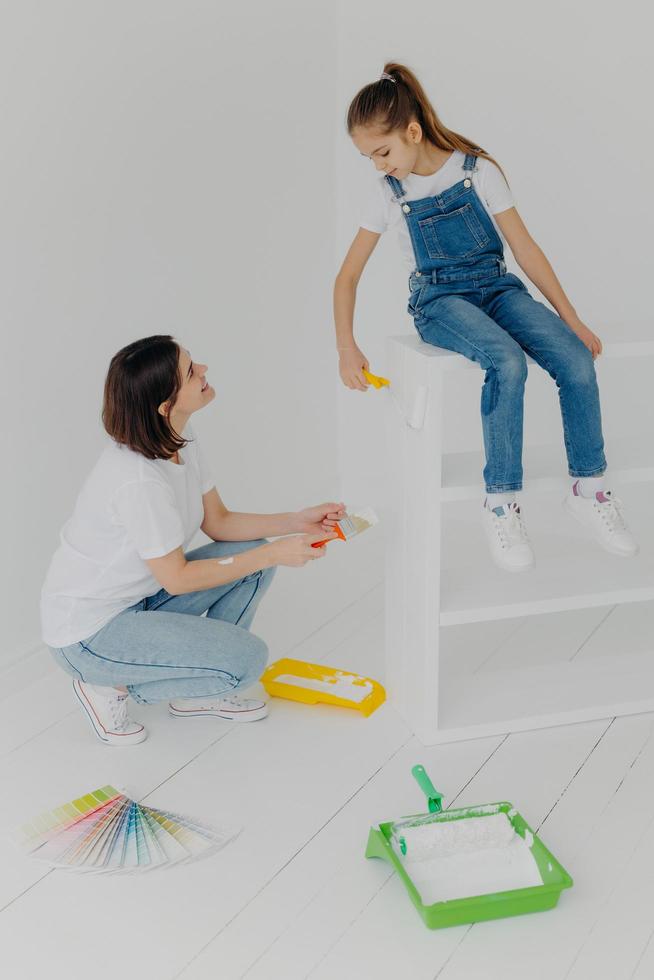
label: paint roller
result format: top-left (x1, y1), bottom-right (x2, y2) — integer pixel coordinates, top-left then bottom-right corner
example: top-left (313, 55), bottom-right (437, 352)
top-left (391, 764), bottom-right (518, 861)
top-left (392, 812), bottom-right (516, 862)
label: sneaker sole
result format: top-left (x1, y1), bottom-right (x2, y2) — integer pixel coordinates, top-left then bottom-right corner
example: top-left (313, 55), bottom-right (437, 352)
top-left (73, 680), bottom-right (148, 746)
top-left (168, 705), bottom-right (269, 723)
top-left (562, 496), bottom-right (639, 558)
top-left (490, 557), bottom-right (535, 573)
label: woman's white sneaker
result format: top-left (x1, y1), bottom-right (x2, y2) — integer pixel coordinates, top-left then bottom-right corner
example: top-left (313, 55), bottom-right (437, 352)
top-left (564, 484), bottom-right (639, 557)
top-left (168, 693), bottom-right (269, 722)
top-left (72, 679), bottom-right (147, 745)
top-left (483, 500), bottom-right (535, 572)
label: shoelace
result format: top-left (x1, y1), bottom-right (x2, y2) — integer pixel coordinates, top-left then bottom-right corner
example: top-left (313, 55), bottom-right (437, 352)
top-left (594, 493), bottom-right (627, 533)
top-left (219, 693), bottom-right (246, 708)
top-left (109, 694), bottom-right (130, 731)
top-left (492, 504), bottom-right (529, 550)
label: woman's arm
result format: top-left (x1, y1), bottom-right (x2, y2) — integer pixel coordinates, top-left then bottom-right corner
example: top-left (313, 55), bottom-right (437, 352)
top-left (201, 488), bottom-right (299, 541)
top-left (334, 228), bottom-right (381, 389)
top-left (494, 208), bottom-right (602, 357)
top-left (147, 540), bottom-right (275, 595)
top-left (146, 532), bottom-right (334, 596)
top-left (200, 489), bottom-right (345, 543)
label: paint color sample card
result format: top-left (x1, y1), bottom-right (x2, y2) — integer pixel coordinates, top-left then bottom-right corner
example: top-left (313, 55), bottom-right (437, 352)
top-left (14, 787), bottom-right (240, 873)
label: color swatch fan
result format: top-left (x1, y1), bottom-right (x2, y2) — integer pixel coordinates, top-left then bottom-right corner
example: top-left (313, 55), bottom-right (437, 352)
top-left (13, 785), bottom-right (239, 873)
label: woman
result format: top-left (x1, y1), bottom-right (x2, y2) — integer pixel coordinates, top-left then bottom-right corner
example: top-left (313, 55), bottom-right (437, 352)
top-left (41, 335), bottom-right (342, 745)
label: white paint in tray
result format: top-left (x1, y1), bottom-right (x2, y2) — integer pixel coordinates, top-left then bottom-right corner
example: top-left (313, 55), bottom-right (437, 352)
top-left (275, 673), bottom-right (373, 703)
top-left (396, 813), bottom-right (543, 904)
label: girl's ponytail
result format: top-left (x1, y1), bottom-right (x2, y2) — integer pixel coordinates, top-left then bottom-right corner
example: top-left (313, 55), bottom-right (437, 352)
top-left (347, 62), bottom-right (505, 178)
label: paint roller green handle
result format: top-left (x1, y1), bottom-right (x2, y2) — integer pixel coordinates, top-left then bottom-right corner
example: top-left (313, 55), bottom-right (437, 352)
top-left (412, 764), bottom-right (444, 813)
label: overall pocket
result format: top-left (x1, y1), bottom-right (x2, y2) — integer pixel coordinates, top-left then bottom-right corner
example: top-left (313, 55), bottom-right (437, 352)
top-left (418, 204), bottom-right (489, 260)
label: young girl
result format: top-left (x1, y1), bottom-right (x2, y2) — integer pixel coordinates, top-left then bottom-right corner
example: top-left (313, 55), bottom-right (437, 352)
top-left (334, 62), bottom-right (637, 572)
top-left (41, 335), bottom-right (342, 745)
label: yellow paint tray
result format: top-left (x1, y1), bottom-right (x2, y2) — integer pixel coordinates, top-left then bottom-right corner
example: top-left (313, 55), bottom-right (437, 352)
top-left (260, 658), bottom-right (386, 716)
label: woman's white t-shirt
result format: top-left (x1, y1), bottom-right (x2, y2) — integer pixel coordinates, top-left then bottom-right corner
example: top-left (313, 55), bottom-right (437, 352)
top-left (358, 150), bottom-right (514, 271)
top-left (40, 428), bottom-right (215, 647)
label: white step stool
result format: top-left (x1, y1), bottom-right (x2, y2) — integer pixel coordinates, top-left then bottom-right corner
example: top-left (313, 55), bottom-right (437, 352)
top-left (385, 331), bottom-right (654, 744)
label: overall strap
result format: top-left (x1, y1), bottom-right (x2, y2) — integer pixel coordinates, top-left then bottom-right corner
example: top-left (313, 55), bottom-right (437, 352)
top-left (462, 152), bottom-right (478, 178)
top-left (385, 173), bottom-right (409, 206)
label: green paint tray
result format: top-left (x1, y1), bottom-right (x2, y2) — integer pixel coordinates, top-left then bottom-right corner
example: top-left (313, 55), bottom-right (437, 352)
top-left (365, 765), bottom-right (573, 930)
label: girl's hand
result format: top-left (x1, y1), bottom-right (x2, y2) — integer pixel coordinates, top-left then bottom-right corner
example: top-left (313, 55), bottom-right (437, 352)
top-left (571, 320), bottom-right (603, 359)
top-left (293, 502), bottom-right (346, 535)
top-left (269, 533), bottom-right (337, 567)
top-left (339, 346), bottom-right (370, 391)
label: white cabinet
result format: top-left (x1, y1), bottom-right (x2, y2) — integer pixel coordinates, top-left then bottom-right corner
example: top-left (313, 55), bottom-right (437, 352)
top-left (385, 333), bottom-right (654, 744)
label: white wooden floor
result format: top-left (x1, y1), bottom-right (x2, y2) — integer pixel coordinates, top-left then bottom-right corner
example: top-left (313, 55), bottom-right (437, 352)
top-left (2, 535), bottom-right (654, 980)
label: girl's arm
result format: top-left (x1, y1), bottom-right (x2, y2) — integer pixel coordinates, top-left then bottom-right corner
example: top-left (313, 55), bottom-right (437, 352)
top-left (334, 228), bottom-right (381, 389)
top-left (200, 489), bottom-right (345, 542)
top-left (494, 208), bottom-right (602, 357)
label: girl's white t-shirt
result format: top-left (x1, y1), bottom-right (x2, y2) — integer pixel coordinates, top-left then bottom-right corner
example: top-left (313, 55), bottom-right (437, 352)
top-left (40, 428), bottom-right (215, 647)
top-left (359, 150), bottom-right (514, 271)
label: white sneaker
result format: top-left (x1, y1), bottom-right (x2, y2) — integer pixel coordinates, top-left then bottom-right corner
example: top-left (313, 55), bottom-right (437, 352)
top-left (483, 500), bottom-right (535, 572)
top-left (168, 692), bottom-right (269, 722)
top-left (564, 484), bottom-right (639, 557)
top-left (72, 679), bottom-right (147, 746)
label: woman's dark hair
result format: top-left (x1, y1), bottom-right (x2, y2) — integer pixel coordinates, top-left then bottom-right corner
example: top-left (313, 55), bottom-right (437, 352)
top-left (102, 335), bottom-right (187, 460)
top-left (347, 62), bottom-right (505, 179)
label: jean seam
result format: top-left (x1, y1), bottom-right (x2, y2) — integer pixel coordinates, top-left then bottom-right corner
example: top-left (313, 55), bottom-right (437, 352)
top-left (128, 687), bottom-right (148, 704)
top-left (77, 639), bottom-right (242, 681)
top-left (486, 482), bottom-right (523, 493)
top-left (486, 289), bottom-right (605, 477)
top-left (158, 570), bottom-right (261, 620)
top-left (568, 464), bottom-right (606, 479)
top-left (128, 673), bottom-right (239, 705)
top-left (500, 333), bottom-right (582, 476)
top-left (417, 312), bottom-right (500, 372)
top-left (234, 572), bottom-right (262, 626)
top-left (462, 206), bottom-right (490, 249)
top-left (146, 590), bottom-right (171, 611)
top-left (59, 648), bottom-right (85, 681)
top-left (419, 312), bottom-right (514, 489)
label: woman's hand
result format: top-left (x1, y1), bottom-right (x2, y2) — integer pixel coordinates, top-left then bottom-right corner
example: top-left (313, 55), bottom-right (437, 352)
top-left (293, 502), bottom-right (346, 535)
top-left (268, 533), bottom-right (337, 567)
top-left (339, 346), bottom-right (370, 391)
top-left (569, 320), bottom-right (603, 359)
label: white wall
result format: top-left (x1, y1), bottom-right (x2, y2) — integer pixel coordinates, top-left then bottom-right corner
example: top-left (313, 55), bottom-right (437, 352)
top-left (0, 1), bottom-right (339, 667)
top-left (2, 1), bottom-right (652, 670)
top-left (335, 0), bottom-right (654, 505)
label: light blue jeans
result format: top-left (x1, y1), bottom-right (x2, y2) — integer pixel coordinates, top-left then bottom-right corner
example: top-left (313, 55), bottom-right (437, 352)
top-left (49, 540), bottom-right (275, 704)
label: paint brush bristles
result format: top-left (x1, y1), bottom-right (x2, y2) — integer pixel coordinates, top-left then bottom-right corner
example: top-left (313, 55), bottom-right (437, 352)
top-left (336, 506), bottom-right (379, 540)
top-left (312, 506), bottom-right (379, 549)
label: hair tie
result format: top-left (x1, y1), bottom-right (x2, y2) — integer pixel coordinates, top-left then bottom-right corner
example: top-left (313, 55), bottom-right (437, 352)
top-left (379, 72), bottom-right (396, 83)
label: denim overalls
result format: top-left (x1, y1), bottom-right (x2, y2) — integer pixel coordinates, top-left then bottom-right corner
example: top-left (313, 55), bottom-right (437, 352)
top-left (385, 154), bottom-right (606, 493)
